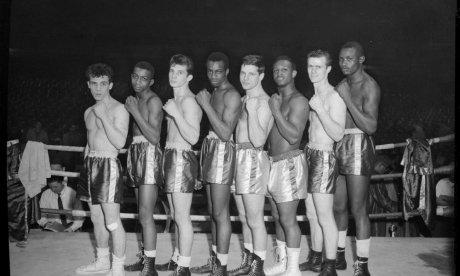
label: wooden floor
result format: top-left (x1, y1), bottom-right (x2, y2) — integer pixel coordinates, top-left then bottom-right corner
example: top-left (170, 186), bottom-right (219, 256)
top-left (9, 230), bottom-right (454, 276)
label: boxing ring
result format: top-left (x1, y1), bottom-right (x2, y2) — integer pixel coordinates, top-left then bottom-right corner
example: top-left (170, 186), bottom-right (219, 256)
top-left (8, 134), bottom-right (455, 276)
top-left (42, 134), bottom-right (454, 224)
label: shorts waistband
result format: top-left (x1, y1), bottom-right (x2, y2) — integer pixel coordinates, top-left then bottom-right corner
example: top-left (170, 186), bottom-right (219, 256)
top-left (236, 142), bottom-right (263, 151)
top-left (206, 131), bottom-right (233, 141)
top-left (165, 141), bottom-right (192, 151)
top-left (307, 142), bottom-right (334, 152)
top-left (88, 150), bottom-right (118, 158)
top-left (344, 128), bottom-right (364, 135)
top-left (270, 149), bottom-right (304, 162)
top-left (132, 135), bottom-right (149, 144)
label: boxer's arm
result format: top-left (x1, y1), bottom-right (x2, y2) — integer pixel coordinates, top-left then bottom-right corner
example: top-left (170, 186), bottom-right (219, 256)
top-left (273, 96), bottom-right (309, 145)
top-left (131, 96), bottom-right (163, 145)
top-left (204, 90), bottom-right (241, 141)
top-left (174, 97), bottom-right (202, 145)
top-left (316, 94), bottom-right (346, 142)
top-left (344, 80), bottom-right (380, 135)
top-left (99, 105), bottom-right (129, 149)
top-left (248, 100), bottom-right (274, 147)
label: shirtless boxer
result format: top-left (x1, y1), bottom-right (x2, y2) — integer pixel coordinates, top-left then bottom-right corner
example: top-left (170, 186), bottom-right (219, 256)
top-left (263, 56), bottom-right (309, 276)
top-left (300, 50), bottom-right (346, 276)
top-left (191, 52), bottom-right (241, 275)
top-left (76, 63), bottom-right (129, 276)
top-left (227, 55), bottom-right (274, 276)
top-left (333, 41), bottom-right (380, 276)
top-left (123, 61), bottom-right (163, 276)
top-left (155, 54), bottom-right (202, 276)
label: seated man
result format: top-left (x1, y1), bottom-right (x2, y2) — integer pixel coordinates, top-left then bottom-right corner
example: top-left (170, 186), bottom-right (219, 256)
top-left (37, 174), bottom-right (84, 232)
top-left (436, 175), bottom-right (454, 217)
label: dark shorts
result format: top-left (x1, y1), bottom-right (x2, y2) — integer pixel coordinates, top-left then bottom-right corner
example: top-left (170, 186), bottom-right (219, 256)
top-left (200, 133), bottom-right (236, 186)
top-left (267, 149), bottom-right (308, 203)
top-left (78, 151), bottom-right (124, 205)
top-left (163, 146), bottom-right (199, 193)
top-left (306, 144), bottom-right (338, 194)
top-left (335, 129), bottom-right (375, 175)
top-left (234, 142), bottom-right (270, 195)
top-left (126, 136), bottom-right (163, 187)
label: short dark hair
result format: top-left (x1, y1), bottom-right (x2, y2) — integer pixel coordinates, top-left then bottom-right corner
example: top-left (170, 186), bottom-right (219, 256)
top-left (207, 52), bottom-right (229, 70)
top-left (134, 61), bottom-right (155, 78)
top-left (307, 49), bottom-right (332, 66)
top-left (273, 55), bottom-right (297, 71)
top-left (47, 175), bottom-right (64, 184)
top-left (341, 41), bottom-right (365, 57)
top-left (242, 55), bottom-right (265, 74)
top-left (170, 54), bottom-right (194, 75)
top-left (85, 63), bottom-right (114, 82)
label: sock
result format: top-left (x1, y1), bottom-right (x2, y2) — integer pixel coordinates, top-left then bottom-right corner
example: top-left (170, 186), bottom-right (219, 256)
top-left (172, 247), bottom-right (180, 262)
top-left (338, 230), bottom-right (347, 248)
top-left (276, 239), bottom-right (287, 259)
top-left (356, 238), bottom-right (371, 258)
top-left (177, 255), bottom-right (191, 267)
top-left (112, 253), bottom-right (126, 264)
top-left (212, 244), bottom-right (217, 255)
top-left (217, 253), bottom-right (228, 266)
top-left (96, 247), bottom-right (110, 258)
top-left (244, 243), bottom-right (253, 253)
top-left (254, 250), bottom-right (266, 261)
top-left (286, 247), bottom-right (300, 270)
top-left (144, 250), bottom-right (156, 258)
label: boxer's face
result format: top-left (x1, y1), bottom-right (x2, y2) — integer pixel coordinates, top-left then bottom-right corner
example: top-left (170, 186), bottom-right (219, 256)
top-left (207, 61), bottom-right (228, 88)
top-left (339, 47), bottom-right (361, 75)
top-left (273, 60), bottom-right (296, 87)
top-left (87, 75), bottom-right (113, 101)
top-left (240, 64), bottom-right (264, 91)
top-left (169, 64), bottom-right (192, 88)
top-left (131, 67), bottom-right (153, 94)
top-left (307, 56), bottom-right (330, 84)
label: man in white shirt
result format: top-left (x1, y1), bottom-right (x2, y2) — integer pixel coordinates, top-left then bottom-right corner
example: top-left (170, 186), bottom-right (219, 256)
top-left (38, 175), bottom-right (84, 232)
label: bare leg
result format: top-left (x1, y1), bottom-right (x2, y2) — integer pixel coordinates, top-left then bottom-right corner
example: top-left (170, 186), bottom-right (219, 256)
top-left (89, 203), bottom-right (110, 249)
top-left (172, 193), bottom-right (194, 257)
top-left (312, 193), bottom-right (338, 260)
top-left (269, 197), bottom-right (285, 242)
top-left (243, 194), bottom-right (267, 253)
top-left (277, 200), bottom-right (300, 248)
top-left (138, 185), bottom-right (158, 251)
top-left (101, 203), bottom-right (125, 258)
top-left (306, 193), bottom-right (323, 252)
top-left (210, 184), bottom-right (231, 254)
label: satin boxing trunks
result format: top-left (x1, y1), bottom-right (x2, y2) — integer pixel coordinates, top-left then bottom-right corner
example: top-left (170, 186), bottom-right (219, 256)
top-left (200, 131), bottom-right (236, 186)
top-left (79, 150), bottom-right (124, 204)
top-left (267, 149), bottom-right (308, 203)
top-left (163, 142), bottom-right (199, 193)
top-left (306, 143), bottom-right (338, 194)
top-left (234, 142), bottom-right (270, 195)
top-left (126, 135), bottom-right (163, 187)
top-left (335, 128), bottom-right (375, 175)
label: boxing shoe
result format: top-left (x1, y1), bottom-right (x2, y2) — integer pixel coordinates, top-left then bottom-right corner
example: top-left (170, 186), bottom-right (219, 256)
top-left (227, 248), bottom-right (253, 276)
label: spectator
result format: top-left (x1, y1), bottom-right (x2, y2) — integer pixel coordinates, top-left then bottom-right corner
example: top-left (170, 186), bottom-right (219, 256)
top-left (26, 121), bottom-right (49, 144)
top-left (37, 171), bottom-right (84, 232)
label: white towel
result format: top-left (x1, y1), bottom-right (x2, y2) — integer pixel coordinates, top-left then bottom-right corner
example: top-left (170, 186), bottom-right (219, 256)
top-left (18, 141), bottom-right (51, 198)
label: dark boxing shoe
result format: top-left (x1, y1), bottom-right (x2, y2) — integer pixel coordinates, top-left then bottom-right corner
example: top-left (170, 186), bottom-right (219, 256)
top-left (247, 253), bottom-right (265, 276)
top-left (156, 259), bottom-right (178, 271)
top-left (227, 248), bottom-right (253, 276)
top-left (140, 256), bottom-right (158, 276)
top-left (209, 257), bottom-right (227, 276)
top-left (353, 257), bottom-right (371, 276)
top-left (124, 250), bottom-right (144, 271)
top-left (299, 249), bottom-right (322, 272)
top-left (335, 248), bottom-right (347, 270)
top-left (170, 265), bottom-right (191, 276)
top-left (319, 259), bottom-right (337, 276)
top-left (190, 251), bottom-right (216, 274)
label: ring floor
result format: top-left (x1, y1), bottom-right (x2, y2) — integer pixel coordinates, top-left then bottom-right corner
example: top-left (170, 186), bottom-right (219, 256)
top-left (9, 230), bottom-right (454, 276)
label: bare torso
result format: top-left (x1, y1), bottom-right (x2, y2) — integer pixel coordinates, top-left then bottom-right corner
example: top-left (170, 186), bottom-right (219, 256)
top-left (343, 72), bottom-right (378, 129)
top-left (308, 87), bottom-right (337, 146)
top-left (85, 99), bottom-right (124, 153)
top-left (132, 93), bottom-right (161, 137)
top-left (268, 93), bottom-right (305, 155)
top-left (235, 93), bottom-right (270, 144)
top-left (165, 94), bottom-right (198, 147)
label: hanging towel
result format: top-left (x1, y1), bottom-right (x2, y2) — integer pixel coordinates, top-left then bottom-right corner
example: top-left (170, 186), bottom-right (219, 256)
top-left (18, 141), bottom-right (51, 198)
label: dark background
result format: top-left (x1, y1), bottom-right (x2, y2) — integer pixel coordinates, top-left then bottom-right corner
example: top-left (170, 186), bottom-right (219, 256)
top-left (6, 0), bottom-right (456, 144)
